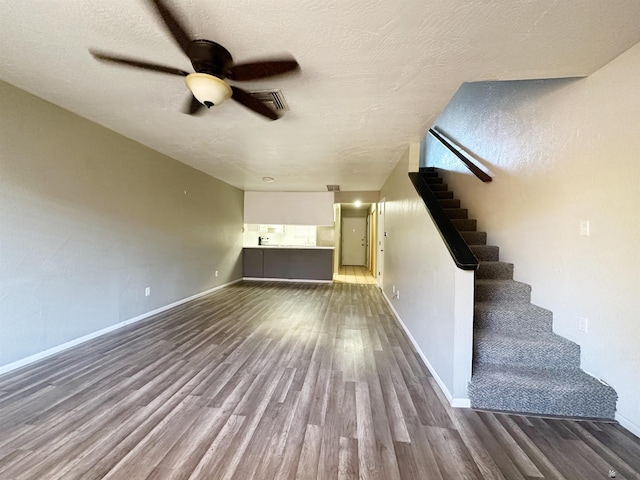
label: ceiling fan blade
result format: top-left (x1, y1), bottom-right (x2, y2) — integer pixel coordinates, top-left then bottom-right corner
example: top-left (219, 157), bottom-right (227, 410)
top-left (91, 51), bottom-right (189, 76)
top-left (231, 86), bottom-right (279, 120)
top-left (226, 59), bottom-right (300, 81)
top-left (185, 95), bottom-right (205, 115)
top-left (148, 0), bottom-right (192, 55)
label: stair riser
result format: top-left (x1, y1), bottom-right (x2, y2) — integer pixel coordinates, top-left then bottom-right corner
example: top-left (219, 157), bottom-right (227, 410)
top-left (476, 262), bottom-right (513, 280)
top-left (444, 209), bottom-right (468, 219)
top-left (451, 219), bottom-right (477, 231)
top-left (474, 339), bottom-right (581, 370)
top-left (434, 191), bottom-right (454, 199)
top-left (438, 199), bottom-right (460, 208)
top-left (425, 177), bottom-right (443, 184)
top-left (475, 283), bottom-right (531, 303)
top-left (470, 245), bottom-right (499, 261)
top-left (428, 184), bottom-right (448, 192)
top-left (460, 231), bottom-right (486, 245)
top-left (469, 382), bottom-right (617, 419)
top-left (474, 303), bottom-right (553, 333)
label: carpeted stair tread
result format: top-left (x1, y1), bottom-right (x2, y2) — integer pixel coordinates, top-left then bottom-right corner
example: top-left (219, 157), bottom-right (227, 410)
top-left (425, 176), bottom-right (443, 184)
top-left (474, 330), bottom-right (580, 370)
top-left (476, 261), bottom-right (514, 280)
top-left (460, 231), bottom-right (487, 245)
top-left (474, 301), bottom-right (553, 333)
top-left (475, 279), bottom-right (531, 303)
top-left (469, 245), bottom-right (499, 261)
top-left (469, 364), bottom-right (617, 419)
top-left (428, 183), bottom-right (448, 192)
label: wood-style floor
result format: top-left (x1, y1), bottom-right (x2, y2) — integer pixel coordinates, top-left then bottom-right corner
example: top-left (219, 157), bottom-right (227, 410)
top-left (333, 265), bottom-right (378, 285)
top-left (0, 282), bottom-right (639, 480)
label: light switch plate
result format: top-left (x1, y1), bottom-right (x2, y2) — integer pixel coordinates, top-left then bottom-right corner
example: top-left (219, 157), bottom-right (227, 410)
top-left (580, 220), bottom-right (590, 236)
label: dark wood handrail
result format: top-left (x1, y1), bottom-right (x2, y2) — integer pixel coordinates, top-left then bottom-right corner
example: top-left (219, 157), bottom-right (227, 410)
top-left (429, 128), bottom-right (492, 183)
top-left (409, 172), bottom-right (478, 271)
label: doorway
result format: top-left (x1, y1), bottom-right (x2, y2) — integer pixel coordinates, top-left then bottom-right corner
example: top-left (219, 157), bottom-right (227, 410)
top-left (341, 217), bottom-right (367, 265)
top-left (376, 197), bottom-right (385, 287)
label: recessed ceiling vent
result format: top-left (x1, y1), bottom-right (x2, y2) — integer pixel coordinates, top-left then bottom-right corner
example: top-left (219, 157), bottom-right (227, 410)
top-left (249, 89), bottom-right (289, 111)
top-left (326, 185), bottom-right (340, 192)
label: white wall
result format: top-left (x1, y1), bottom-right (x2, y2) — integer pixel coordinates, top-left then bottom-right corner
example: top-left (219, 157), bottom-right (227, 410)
top-left (425, 42), bottom-right (640, 433)
top-left (0, 80), bottom-right (244, 369)
top-left (380, 147), bottom-right (474, 404)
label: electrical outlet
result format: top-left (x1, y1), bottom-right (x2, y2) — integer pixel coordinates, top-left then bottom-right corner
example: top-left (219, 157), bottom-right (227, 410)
top-left (579, 316), bottom-right (588, 334)
top-left (215, 270), bottom-right (219, 277)
top-left (145, 287), bottom-right (151, 297)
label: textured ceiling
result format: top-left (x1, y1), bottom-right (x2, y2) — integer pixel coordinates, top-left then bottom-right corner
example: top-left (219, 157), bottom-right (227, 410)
top-left (1, 1), bottom-right (640, 192)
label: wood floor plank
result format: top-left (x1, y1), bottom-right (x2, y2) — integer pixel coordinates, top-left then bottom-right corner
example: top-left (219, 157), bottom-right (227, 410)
top-left (0, 281), bottom-right (638, 479)
top-left (355, 381), bottom-right (378, 480)
top-left (479, 412), bottom-right (544, 478)
top-left (295, 424), bottom-right (323, 480)
top-left (424, 425), bottom-right (485, 480)
top-left (495, 415), bottom-right (567, 479)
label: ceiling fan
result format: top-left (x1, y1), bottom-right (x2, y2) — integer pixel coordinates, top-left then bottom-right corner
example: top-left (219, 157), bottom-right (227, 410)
top-left (91, 0), bottom-right (300, 120)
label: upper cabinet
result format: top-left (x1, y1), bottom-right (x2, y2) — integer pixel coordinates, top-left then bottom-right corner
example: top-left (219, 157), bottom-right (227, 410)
top-left (244, 192), bottom-right (334, 226)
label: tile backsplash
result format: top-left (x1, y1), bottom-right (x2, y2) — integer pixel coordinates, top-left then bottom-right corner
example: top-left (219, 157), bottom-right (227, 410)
top-left (243, 224), bottom-right (334, 247)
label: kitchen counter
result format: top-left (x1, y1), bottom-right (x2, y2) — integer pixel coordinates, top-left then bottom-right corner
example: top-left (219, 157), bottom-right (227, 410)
top-left (243, 247), bottom-right (333, 281)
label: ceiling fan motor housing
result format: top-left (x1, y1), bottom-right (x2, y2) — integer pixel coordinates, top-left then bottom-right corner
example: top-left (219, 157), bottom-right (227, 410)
top-left (187, 40), bottom-right (232, 78)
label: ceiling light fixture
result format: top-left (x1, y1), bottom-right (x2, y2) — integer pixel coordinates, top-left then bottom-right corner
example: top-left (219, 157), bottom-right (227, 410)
top-left (354, 200), bottom-right (362, 208)
top-left (184, 73), bottom-right (232, 108)
top-left (262, 176), bottom-right (275, 183)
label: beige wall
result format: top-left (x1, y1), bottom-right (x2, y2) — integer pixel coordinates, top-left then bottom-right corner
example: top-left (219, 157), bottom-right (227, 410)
top-left (334, 191), bottom-right (380, 204)
top-left (0, 80), bottom-right (243, 369)
top-left (380, 147), bottom-right (474, 403)
top-left (425, 42), bottom-right (640, 433)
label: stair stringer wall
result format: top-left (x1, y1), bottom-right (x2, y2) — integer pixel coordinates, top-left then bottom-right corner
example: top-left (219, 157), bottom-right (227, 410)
top-left (379, 147), bottom-right (474, 405)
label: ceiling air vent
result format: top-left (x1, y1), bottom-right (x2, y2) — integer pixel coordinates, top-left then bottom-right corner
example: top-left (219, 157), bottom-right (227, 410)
top-left (249, 89), bottom-right (289, 111)
top-left (326, 185), bottom-right (340, 192)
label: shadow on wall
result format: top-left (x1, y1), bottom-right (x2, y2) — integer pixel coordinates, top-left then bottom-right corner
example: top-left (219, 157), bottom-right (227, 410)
top-left (421, 77), bottom-right (583, 177)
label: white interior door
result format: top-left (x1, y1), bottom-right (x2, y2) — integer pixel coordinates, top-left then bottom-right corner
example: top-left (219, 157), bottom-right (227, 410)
top-left (342, 217), bottom-right (367, 265)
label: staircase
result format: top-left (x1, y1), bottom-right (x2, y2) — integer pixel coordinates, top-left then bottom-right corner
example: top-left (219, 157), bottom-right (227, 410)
top-left (419, 167), bottom-right (617, 419)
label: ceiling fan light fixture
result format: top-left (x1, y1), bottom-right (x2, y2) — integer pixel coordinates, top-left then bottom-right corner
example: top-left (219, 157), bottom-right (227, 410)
top-left (184, 73), bottom-right (232, 107)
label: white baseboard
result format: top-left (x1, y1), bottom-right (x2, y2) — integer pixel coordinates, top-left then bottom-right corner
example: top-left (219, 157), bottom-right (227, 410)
top-left (380, 290), bottom-right (470, 408)
top-left (243, 277), bottom-right (332, 284)
top-left (616, 412), bottom-right (640, 439)
top-left (0, 279), bottom-right (243, 377)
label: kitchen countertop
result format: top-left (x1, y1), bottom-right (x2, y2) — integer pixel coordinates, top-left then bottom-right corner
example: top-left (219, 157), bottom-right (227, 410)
top-left (243, 245), bottom-right (335, 250)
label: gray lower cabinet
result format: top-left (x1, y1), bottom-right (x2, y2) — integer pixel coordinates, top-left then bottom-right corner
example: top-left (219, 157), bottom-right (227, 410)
top-left (243, 248), bottom-right (333, 281)
top-left (263, 248), bottom-right (291, 279)
top-left (288, 249), bottom-right (333, 280)
top-left (242, 248), bottom-right (264, 277)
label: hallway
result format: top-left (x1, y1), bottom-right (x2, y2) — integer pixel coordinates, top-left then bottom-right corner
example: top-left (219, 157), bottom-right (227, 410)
top-left (0, 281), bottom-right (638, 479)
top-left (333, 265), bottom-right (378, 285)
